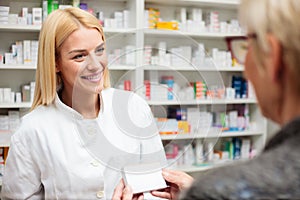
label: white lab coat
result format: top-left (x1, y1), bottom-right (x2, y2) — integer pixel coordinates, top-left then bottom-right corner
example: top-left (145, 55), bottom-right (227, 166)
top-left (1, 88), bottom-right (166, 199)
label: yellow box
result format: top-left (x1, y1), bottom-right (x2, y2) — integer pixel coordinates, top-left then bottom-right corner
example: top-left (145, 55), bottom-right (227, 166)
top-left (178, 121), bottom-right (189, 134)
top-left (156, 21), bottom-right (179, 30)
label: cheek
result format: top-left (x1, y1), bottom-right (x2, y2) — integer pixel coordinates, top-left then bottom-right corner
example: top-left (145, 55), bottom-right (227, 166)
top-left (244, 50), bottom-right (256, 81)
top-left (101, 53), bottom-right (108, 67)
top-left (60, 60), bottom-right (81, 81)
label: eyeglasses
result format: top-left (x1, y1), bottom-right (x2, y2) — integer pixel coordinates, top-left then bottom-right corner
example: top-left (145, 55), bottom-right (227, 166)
top-left (225, 33), bottom-right (257, 65)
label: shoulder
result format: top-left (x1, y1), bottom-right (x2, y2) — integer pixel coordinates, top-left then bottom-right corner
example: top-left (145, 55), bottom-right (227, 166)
top-left (21, 104), bottom-right (58, 125)
top-left (12, 104), bottom-right (58, 142)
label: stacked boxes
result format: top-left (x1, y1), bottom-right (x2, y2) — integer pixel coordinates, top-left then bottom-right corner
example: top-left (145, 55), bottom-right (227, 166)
top-left (0, 6), bottom-right (9, 24)
top-left (1, 40), bottom-right (39, 65)
top-left (145, 8), bottom-right (160, 29)
top-left (194, 81), bottom-right (207, 99)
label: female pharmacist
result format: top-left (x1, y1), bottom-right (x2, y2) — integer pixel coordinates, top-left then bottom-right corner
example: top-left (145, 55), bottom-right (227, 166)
top-left (113, 0), bottom-right (300, 199)
top-left (1, 7), bottom-right (165, 199)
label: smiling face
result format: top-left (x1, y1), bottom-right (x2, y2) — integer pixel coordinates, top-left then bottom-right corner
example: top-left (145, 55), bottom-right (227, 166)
top-left (56, 27), bottom-right (107, 99)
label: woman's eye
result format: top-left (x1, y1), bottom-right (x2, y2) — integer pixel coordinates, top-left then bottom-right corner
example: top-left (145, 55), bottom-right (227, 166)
top-left (73, 54), bottom-right (85, 60)
top-left (96, 47), bottom-right (105, 54)
top-left (241, 43), bottom-right (249, 50)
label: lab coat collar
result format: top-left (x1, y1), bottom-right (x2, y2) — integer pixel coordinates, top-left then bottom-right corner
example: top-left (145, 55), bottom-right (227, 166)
top-left (54, 93), bottom-right (103, 120)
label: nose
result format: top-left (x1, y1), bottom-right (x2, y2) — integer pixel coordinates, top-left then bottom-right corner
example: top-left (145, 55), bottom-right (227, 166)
top-left (86, 54), bottom-right (103, 71)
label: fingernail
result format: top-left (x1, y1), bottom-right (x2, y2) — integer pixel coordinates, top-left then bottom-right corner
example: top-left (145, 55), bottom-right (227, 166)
top-left (162, 170), bottom-right (169, 176)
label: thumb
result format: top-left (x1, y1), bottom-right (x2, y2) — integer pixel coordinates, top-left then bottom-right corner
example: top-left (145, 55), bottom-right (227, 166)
top-left (122, 185), bottom-right (134, 200)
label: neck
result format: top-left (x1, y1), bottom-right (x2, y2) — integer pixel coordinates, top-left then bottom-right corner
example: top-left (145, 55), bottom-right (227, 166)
top-left (61, 89), bottom-right (100, 119)
top-left (277, 71), bottom-right (300, 126)
top-left (279, 92), bottom-right (300, 126)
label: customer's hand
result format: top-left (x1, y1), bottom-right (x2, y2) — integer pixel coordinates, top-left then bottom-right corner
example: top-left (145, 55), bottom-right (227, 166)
top-left (112, 179), bottom-right (144, 200)
top-left (151, 169), bottom-right (194, 200)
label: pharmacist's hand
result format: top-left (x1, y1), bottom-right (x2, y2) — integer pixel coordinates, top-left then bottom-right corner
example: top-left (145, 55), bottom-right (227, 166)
top-left (151, 169), bottom-right (194, 200)
top-left (112, 179), bottom-right (144, 200)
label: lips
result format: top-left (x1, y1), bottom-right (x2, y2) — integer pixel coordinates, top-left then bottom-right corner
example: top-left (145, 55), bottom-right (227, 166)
top-left (81, 72), bottom-right (102, 83)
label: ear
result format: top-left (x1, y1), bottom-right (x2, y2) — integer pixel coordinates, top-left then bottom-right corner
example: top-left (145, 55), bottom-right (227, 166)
top-left (265, 34), bottom-right (283, 83)
top-left (55, 66), bottom-right (60, 73)
top-left (55, 62), bottom-right (61, 73)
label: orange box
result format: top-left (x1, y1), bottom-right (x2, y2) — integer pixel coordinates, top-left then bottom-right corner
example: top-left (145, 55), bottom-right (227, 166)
top-left (156, 21), bottom-right (179, 30)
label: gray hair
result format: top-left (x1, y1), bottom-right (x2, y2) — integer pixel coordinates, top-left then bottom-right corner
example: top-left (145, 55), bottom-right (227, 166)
top-left (239, 0), bottom-right (300, 87)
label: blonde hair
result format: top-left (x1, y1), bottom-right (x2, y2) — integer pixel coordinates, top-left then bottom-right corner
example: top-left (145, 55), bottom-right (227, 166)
top-left (239, 0), bottom-right (300, 85)
top-left (31, 7), bottom-right (110, 110)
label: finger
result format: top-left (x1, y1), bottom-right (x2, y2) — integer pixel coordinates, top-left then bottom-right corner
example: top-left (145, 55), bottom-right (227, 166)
top-left (112, 179), bottom-right (126, 200)
top-left (122, 185), bottom-right (134, 200)
top-left (132, 193), bottom-right (144, 200)
top-left (162, 169), bottom-right (193, 190)
top-left (151, 190), bottom-right (171, 199)
top-left (137, 193), bottom-right (144, 200)
top-left (162, 169), bottom-right (182, 183)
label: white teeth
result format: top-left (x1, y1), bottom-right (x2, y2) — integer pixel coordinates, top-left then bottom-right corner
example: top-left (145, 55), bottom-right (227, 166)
top-left (82, 74), bottom-right (101, 81)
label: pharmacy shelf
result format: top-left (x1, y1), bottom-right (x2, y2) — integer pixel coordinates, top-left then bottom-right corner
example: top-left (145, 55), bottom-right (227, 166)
top-left (0, 64), bottom-right (36, 70)
top-left (0, 24), bottom-right (136, 34)
top-left (108, 64), bottom-right (136, 70)
top-left (173, 160), bottom-right (235, 173)
top-left (104, 27), bottom-right (136, 34)
top-left (0, 64), bottom-right (136, 71)
top-left (145, 0), bottom-right (240, 7)
top-left (0, 24), bottom-right (41, 32)
top-left (144, 29), bottom-right (243, 38)
top-left (0, 102), bottom-right (32, 108)
top-left (160, 130), bottom-right (264, 140)
top-left (142, 64), bottom-right (244, 71)
top-left (148, 98), bottom-right (256, 105)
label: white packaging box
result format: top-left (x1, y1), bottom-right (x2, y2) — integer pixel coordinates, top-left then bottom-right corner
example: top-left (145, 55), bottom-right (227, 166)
top-left (144, 10), bottom-right (149, 28)
top-left (27, 13), bottom-right (32, 25)
top-left (124, 45), bottom-right (136, 65)
top-left (181, 46), bottom-right (192, 63)
top-left (0, 11), bottom-right (9, 17)
top-left (157, 42), bottom-right (167, 56)
top-left (0, 16), bottom-right (8, 23)
top-left (122, 162), bottom-right (167, 194)
top-left (150, 84), bottom-right (168, 101)
top-left (0, 6), bottom-right (9, 12)
top-left (181, 8), bottom-right (187, 23)
top-left (4, 53), bottom-right (14, 65)
top-left (10, 92), bottom-right (15, 103)
top-left (8, 14), bottom-right (18, 24)
top-left (8, 111), bottom-right (20, 131)
top-left (0, 88), bottom-right (3, 103)
top-left (15, 92), bottom-right (21, 103)
top-left (16, 41), bottom-right (23, 64)
top-left (3, 88), bottom-right (11, 103)
top-left (241, 139), bottom-right (251, 159)
top-left (18, 17), bottom-right (27, 25)
top-left (0, 115), bottom-right (9, 130)
top-left (30, 81), bottom-right (36, 102)
top-left (187, 107), bottom-right (200, 133)
top-left (114, 11), bottom-right (123, 28)
top-left (42, 0), bottom-right (48, 22)
top-left (23, 40), bottom-right (31, 64)
top-left (32, 7), bottom-right (42, 25)
top-left (123, 10), bottom-right (129, 28)
top-left (229, 110), bottom-right (238, 128)
top-left (22, 7), bottom-right (28, 18)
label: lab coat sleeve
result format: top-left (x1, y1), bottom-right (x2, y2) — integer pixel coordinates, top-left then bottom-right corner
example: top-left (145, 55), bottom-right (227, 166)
top-left (1, 133), bottom-right (43, 199)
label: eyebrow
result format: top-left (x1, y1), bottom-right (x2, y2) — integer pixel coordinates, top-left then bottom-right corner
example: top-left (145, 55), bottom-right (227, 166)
top-left (68, 43), bottom-right (105, 54)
